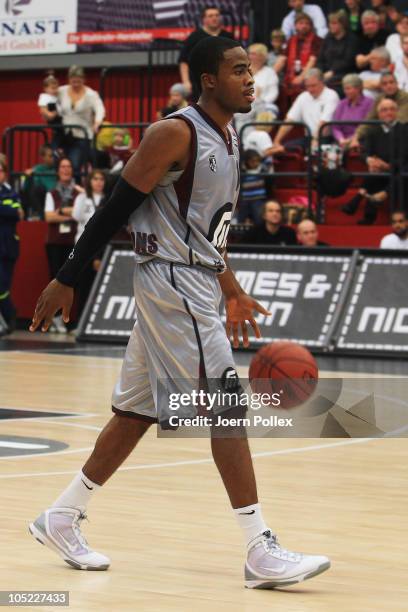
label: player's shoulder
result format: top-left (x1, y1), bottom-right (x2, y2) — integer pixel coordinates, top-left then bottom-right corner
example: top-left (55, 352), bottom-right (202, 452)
top-left (140, 115), bottom-right (192, 153)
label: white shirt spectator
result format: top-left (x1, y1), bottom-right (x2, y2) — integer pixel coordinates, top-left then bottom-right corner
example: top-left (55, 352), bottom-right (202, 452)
top-left (38, 92), bottom-right (58, 109)
top-left (243, 130), bottom-right (273, 156)
top-left (282, 4), bottom-right (328, 39)
top-left (58, 85), bottom-right (105, 140)
top-left (386, 33), bottom-right (403, 64)
top-left (254, 66), bottom-right (279, 105)
top-left (380, 233), bottom-right (408, 249)
top-left (287, 87), bottom-right (340, 137)
top-left (393, 57), bottom-right (408, 92)
top-left (72, 192), bottom-right (103, 243)
top-left (359, 70), bottom-right (383, 100)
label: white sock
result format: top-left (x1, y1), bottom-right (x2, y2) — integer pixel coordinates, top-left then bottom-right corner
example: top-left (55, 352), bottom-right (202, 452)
top-left (51, 470), bottom-right (100, 513)
top-left (233, 502), bottom-right (269, 547)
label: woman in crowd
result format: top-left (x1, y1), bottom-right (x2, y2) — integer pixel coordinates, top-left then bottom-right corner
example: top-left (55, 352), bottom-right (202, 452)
top-left (0, 158), bottom-right (23, 332)
top-left (157, 83), bottom-right (188, 119)
top-left (344, 0), bottom-right (364, 35)
top-left (72, 169), bottom-right (107, 318)
top-left (332, 74), bottom-right (374, 148)
top-left (44, 157), bottom-right (82, 332)
top-left (317, 11), bottom-right (358, 94)
top-left (58, 65), bottom-right (105, 181)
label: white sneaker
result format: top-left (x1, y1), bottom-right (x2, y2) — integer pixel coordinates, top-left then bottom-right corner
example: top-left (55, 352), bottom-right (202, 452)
top-left (245, 530), bottom-right (330, 589)
top-left (29, 507), bottom-right (110, 571)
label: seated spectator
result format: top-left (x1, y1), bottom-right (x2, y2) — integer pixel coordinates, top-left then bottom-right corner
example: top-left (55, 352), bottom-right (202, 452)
top-left (355, 10), bottom-right (388, 69)
top-left (342, 98), bottom-right (408, 224)
top-left (267, 29), bottom-right (287, 74)
top-left (157, 83), bottom-right (188, 119)
top-left (283, 13), bottom-right (322, 102)
top-left (106, 128), bottom-right (133, 173)
top-left (316, 11), bottom-right (359, 93)
top-left (359, 46), bottom-right (391, 99)
top-left (296, 218), bottom-right (329, 246)
top-left (44, 157), bottom-right (82, 332)
top-left (282, 0), bottom-right (328, 39)
top-left (345, 0), bottom-right (364, 36)
top-left (72, 169), bottom-right (107, 317)
top-left (393, 33), bottom-right (408, 91)
top-left (352, 71), bottom-right (408, 144)
top-left (22, 144), bottom-right (57, 219)
top-left (371, 0), bottom-right (400, 32)
top-left (0, 157), bottom-right (23, 331)
top-left (273, 69), bottom-right (339, 152)
top-left (380, 210), bottom-right (408, 248)
top-left (332, 74), bottom-right (374, 148)
top-left (386, 10), bottom-right (408, 62)
top-left (242, 111), bottom-right (276, 165)
top-left (238, 150), bottom-right (268, 225)
top-left (241, 200), bottom-right (298, 245)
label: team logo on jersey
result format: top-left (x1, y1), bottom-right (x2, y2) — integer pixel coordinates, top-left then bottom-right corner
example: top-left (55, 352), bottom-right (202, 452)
top-left (207, 202), bottom-right (233, 250)
top-left (209, 154), bottom-right (217, 173)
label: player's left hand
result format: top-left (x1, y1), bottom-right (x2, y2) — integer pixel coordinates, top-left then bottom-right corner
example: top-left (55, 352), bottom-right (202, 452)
top-left (225, 294), bottom-right (271, 349)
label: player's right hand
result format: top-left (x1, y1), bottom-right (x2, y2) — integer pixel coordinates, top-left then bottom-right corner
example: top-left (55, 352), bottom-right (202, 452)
top-left (29, 279), bottom-right (74, 333)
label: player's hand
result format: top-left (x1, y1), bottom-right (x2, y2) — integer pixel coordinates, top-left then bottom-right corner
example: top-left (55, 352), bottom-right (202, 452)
top-left (225, 294), bottom-right (271, 349)
top-left (29, 279), bottom-right (73, 333)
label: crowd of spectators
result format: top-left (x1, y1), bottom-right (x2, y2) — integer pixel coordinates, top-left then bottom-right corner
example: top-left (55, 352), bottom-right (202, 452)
top-left (3, 1), bottom-right (408, 332)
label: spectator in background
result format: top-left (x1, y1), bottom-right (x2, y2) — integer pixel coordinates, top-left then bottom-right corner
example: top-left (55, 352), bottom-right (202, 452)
top-left (267, 29), bottom-right (287, 74)
top-left (316, 11), bottom-right (358, 93)
top-left (273, 69), bottom-right (339, 152)
top-left (296, 218), bottom-right (329, 246)
top-left (0, 158), bottom-right (23, 332)
top-left (44, 157), bottom-right (82, 332)
top-left (106, 128), bottom-right (133, 173)
top-left (380, 210), bottom-right (408, 247)
top-left (38, 73), bottom-right (62, 149)
top-left (283, 12), bottom-right (322, 103)
top-left (386, 10), bottom-right (408, 62)
top-left (359, 46), bottom-right (391, 99)
top-left (242, 200), bottom-right (298, 245)
top-left (343, 98), bottom-right (408, 224)
top-left (371, 0), bottom-right (400, 32)
top-left (157, 83), bottom-right (188, 119)
top-left (238, 150), bottom-right (268, 225)
top-left (178, 6), bottom-right (233, 97)
top-left (22, 144), bottom-right (57, 219)
top-left (393, 33), bottom-right (408, 91)
top-left (352, 71), bottom-right (408, 145)
top-left (355, 10), bottom-right (388, 69)
top-left (72, 169), bottom-right (107, 317)
top-left (242, 111), bottom-right (276, 165)
top-left (345, 0), bottom-right (364, 35)
top-left (332, 74), bottom-right (374, 148)
top-left (58, 65), bottom-right (105, 181)
top-left (281, 0), bottom-right (328, 39)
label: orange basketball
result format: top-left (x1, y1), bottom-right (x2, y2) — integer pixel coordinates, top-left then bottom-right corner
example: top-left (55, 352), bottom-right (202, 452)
top-left (248, 341), bottom-right (318, 409)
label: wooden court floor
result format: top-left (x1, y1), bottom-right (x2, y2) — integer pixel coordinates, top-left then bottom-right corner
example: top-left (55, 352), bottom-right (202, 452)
top-left (0, 348), bottom-right (407, 612)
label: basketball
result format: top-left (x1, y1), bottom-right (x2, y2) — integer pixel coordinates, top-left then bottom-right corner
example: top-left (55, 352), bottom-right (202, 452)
top-left (249, 341), bottom-right (318, 409)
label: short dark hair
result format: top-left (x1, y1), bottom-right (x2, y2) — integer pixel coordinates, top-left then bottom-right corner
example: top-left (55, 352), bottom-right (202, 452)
top-left (56, 157), bottom-right (73, 172)
top-left (39, 144), bottom-right (53, 156)
top-left (242, 149), bottom-right (261, 164)
top-left (189, 36), bottom-right (241, 95)
top-left (262, 200), bottom-right (283, 216)
top-left (201, 5), bottom-right (220, 19)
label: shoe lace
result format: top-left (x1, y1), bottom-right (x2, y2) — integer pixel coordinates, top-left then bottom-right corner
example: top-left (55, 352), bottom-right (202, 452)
top-left (72, 511), bottom-right (90, 550)
top-left (263, 530), bottom-right (301, 562)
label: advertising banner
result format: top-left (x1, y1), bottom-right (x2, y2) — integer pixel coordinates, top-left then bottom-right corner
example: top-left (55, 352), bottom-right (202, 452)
top-left (337, 255), bottom-right (408, 353)
top-left (0, 0), bottom-right (77, 56)
top-left (0, 0), bottom-right (248, 56)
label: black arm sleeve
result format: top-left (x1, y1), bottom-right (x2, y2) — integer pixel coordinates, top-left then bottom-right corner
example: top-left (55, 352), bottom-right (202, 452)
top-left (56, 177), bottom-right (148, 287)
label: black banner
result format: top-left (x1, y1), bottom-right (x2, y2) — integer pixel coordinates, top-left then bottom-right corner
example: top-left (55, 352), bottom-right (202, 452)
top-left (227, 251), bottom-right (353, 348)
top-left (337, 255), bottom-right (408, 354)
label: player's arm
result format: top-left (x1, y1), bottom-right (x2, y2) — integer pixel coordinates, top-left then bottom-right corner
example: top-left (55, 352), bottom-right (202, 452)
top-left (219, 252), bottom-right (270, 348)
top-left (30, 119), bottom-right (191, 332)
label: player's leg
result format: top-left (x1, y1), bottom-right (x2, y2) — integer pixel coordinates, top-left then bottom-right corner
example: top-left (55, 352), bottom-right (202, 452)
top-left (29, 322), bottom-right (156, 570)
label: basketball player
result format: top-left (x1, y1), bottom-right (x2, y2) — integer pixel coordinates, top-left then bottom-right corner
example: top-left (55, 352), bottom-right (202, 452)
top-left (28, 37), bottom-right (330, 589)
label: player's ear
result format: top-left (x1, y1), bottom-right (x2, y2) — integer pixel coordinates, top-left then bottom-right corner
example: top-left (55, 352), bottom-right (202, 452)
top-left (202, 73), bottom-right (216, 90)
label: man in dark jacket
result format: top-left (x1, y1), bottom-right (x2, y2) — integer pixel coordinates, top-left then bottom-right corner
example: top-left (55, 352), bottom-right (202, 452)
top-left (317, 10), bottom-right (358, 94)
top-left (0, 159), bottom-right (23, 330)
top-left (242, 200), bottom-right (298, 245)
top-left (343, 98), bottom-right (408, 224)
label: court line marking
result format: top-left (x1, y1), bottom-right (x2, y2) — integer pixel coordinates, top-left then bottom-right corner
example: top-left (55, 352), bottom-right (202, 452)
top-left (0, 446), bottom-right (94, 461)
top-left (0, 438), bottom-right (380, 478)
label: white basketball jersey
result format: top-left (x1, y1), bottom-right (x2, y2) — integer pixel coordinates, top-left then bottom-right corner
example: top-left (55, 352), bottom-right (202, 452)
top-left (129, 104), bottom-right (240, 273)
